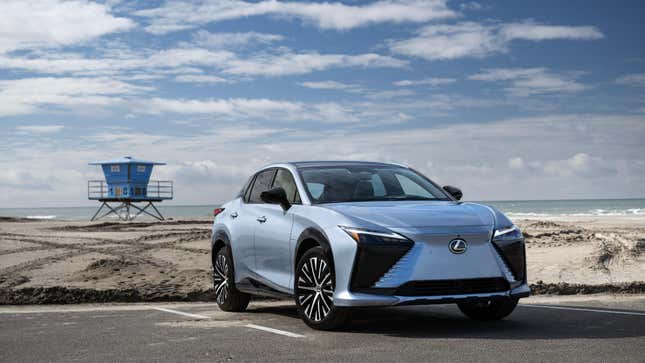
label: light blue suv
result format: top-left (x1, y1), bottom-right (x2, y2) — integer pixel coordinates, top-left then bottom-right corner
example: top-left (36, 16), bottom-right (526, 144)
top-left (211, 161), bottom-right (529, 330)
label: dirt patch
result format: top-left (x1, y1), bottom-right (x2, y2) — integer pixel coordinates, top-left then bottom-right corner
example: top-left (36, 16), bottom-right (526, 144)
top-left (521, 220), bottom-right (568, 229)
top-left (586, 233), bottom-right (644, 271)
top-left (0, 249), bottom-right (71, 270)
top-left (0, 274), bottom-right (30, 288)
top-left (52, 220), bottom-right (211, 232)
top-left (133, 230), bottom-right (211, 244)
top-left (81, 258), bottom-right (138, 274)
top-left (0, 239), bottom-right (43, 253)
top-left (522, 228), bottom-right (590, 247)
top-left (530, 281), bottom-right (645, 295)
top-left (0, 217), bottom-right (42, 223)
top-left (0, 286), bottom-right (215, 305)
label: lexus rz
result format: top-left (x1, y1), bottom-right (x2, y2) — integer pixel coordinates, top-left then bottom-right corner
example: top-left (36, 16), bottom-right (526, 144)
top-left (211, 161), bottom-right (528, 330)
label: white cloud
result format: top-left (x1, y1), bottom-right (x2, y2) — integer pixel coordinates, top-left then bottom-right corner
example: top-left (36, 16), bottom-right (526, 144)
top-left (0, 47), bottom-right (403, 79)
top-left (507, 153), bottom-right (612, 176)
top-left (0, 48), bottom-right (235, 75)
top-left (615, 73), bottom-right (645, 87)
top-left (500, 21), bottom-right (604, 41)
top-left (135, 0), bottom-right (457, 34)
top-left (507, 157), bottom-right (524, 169)
top-left (0, 77), bottom-right (148, 116)
top-left (222, 51), bottom-right (407, 76)
top-left (0, 0), bottom-right (134, 53)
top-left (389, 22), bottom-right (502, 60)
top-left (389, 21), bottom-right (603, 60)
top-left (191, 30), bottom-right (284, 48)
top-left (16, 125), bottom-right (64, 134)
top-left (393, 77), bottom-right (456, 86)
top-left (540, 153), bottom-right (610, 178)
top-left (173, 74), bottom-right (231, 84)
top-left (135, 97), bottom-right (360, 123)
top-left (365, 89), bottom-right (416, 99)
top-left (469, 68), bottom-right (588, 96)
top-left (139, 97), bottom-right (303, 117)
top-left (298, 81), bottom-right (362, 92)
top-left (459, 2), bottom-right (483, 11)
top-left (4, 113), bottom-right (644, 207)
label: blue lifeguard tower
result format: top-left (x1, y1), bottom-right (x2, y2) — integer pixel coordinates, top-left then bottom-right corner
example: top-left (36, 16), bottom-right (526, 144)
top-left (88, 156), bottom-right (173, 221)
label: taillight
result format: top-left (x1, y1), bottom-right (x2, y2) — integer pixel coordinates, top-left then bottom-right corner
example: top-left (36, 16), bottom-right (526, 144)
top-left (213, 207), bottom-right (225, 217)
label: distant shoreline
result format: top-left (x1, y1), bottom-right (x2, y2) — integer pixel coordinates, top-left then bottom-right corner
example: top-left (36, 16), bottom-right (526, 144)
top-left (1, 198), bottom-right (644, 221)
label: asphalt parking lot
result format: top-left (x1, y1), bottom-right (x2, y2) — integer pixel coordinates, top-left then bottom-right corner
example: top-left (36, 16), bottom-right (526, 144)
top-left (1, 298), bottom-right (644, 362)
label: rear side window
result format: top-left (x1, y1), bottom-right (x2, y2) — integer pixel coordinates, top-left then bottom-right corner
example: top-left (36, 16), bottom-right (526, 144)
top-left (272, 168), bottom-right (300, 203)
top-left (248, 168), bottom-right (276, 203)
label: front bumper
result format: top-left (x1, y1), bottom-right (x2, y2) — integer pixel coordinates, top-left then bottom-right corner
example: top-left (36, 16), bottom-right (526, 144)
top-left (332, 224), bottom-right (529, 307)
top-left (334, 282), bottom-right (530, 307)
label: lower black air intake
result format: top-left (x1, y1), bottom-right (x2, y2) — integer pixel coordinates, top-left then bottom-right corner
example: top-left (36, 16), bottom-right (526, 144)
top-left (395, 278), bottom-right (510, 296)
top-left (492, 239), bottom-right (526, 281)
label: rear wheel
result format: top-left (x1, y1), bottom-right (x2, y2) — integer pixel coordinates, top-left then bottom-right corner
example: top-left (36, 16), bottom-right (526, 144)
top-left (457, 297), bottom-right (518, 320)
top-left (213, 246), bottom-right (250, 312)
top-left (295, 247), bottom-right (350, 330)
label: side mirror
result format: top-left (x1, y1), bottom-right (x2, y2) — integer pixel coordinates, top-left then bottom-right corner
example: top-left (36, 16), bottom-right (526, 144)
top-left (260, 187), bottom-right (291, 210)
top-left (443, 185), bottom-right (463, 201)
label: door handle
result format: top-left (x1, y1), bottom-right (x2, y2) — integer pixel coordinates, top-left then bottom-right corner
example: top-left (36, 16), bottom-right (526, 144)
top-left (230, 212), bottom-right (238, 219)
top-left (256, 216), bottom-right (267, 223)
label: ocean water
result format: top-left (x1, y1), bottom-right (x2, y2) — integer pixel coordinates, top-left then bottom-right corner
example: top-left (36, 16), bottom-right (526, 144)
top-left (1, 199), bottom-right (644, 221)
top-left (0, 205), bottom-right (217, 221)
top-left (483, 199), bottom-right (645, 218)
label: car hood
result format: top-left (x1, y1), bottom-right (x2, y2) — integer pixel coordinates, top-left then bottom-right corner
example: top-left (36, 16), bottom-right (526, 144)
top-left (321, 201), bottom-right (495, 228)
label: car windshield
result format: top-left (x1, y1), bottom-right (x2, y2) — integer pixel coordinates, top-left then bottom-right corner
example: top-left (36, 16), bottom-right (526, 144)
top-left (298, 165), bottom-right (451, 203)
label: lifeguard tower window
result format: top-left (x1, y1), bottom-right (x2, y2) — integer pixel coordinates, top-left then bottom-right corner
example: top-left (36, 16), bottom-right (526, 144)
top-left (88, 156), bottom-right (173, 222)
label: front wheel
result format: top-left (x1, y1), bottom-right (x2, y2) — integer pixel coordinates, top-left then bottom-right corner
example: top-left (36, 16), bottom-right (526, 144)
top-left (457, 297), bottom-right (518, 320)
top-left (213, 246), bottom-right (250, 312)
top-left (295, 247), bottom-right (350, 330)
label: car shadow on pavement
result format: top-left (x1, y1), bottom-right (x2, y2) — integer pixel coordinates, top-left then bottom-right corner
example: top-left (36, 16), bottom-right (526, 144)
top-left (343, 305), bottom-right (645, 340)
top-left (247, 303), bottom-right (300, 319)
top-left (248, 303), bottom-right (645, 340)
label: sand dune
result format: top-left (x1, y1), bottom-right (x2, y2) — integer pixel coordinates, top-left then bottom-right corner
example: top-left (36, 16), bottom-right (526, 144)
top-left (517, 218), bottom-right (644, 285)
top-left (0, 216), bottom-right (643, 304)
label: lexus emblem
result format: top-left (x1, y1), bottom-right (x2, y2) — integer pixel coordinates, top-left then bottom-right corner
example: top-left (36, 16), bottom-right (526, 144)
top-left (449, 239), bottom-right (468, 254)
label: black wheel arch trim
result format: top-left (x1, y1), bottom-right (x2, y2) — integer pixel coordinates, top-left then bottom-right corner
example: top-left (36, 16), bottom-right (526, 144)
top-left (295, 227), bottom-right (333, 270)
top-left (212, 229), bottom-right (230, 248)
top-left (212, 229), bottom-right (232, 267)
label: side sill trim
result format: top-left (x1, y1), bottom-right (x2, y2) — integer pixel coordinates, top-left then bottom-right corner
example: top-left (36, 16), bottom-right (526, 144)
top-left (237, 279), bottom-right (294, 300)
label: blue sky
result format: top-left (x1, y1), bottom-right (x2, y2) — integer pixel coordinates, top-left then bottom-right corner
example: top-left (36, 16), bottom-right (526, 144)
top-left (1, 0), bottom-right (644, 207)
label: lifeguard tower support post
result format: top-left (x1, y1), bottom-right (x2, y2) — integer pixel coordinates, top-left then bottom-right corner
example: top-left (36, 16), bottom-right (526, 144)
top-left (88, 156), bottom-right (173, 221)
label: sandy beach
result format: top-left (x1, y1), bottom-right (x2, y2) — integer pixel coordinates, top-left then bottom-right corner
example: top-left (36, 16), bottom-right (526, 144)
top-left (1, 216), bottom-right (643, 304)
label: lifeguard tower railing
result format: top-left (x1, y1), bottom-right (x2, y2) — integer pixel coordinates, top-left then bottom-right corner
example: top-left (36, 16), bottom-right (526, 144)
top-left (88, 180), bottom-right (173, 200)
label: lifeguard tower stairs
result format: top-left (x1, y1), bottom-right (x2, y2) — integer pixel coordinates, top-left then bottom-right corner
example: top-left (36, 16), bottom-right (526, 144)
top-left (88, 156), bottom-right (173, 221)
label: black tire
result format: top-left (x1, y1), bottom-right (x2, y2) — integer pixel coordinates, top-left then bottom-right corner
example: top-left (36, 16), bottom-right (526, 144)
top-left (457, 297), bottom-right (518, 320)
top-left (295, 247), bottom-right (350, 330)
top-left (213, 246), bottom-right (250, 312)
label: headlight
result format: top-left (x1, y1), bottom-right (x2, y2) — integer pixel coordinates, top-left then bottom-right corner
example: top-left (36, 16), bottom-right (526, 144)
top-left (493, 225), bottom-right (523, 241)
top-left (339, 226), bottom-right (410, 244)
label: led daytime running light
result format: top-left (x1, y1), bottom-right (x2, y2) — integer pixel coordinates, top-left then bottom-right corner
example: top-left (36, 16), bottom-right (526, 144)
top-left (339, 226), bottom-right (407, 242)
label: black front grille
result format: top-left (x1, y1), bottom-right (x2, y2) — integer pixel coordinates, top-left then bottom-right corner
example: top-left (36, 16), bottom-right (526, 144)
top-left (350, 241), bottom-right (413, 291)
top-left (493, 240), bottom-right (526, 282)
top-left (395, 278), bottom-right (510, 297)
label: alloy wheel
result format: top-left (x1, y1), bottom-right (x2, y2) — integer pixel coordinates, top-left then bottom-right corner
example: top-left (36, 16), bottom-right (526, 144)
top-left (297, 256), bottom-right (334, 322)
top-left (213, 254), bottom-right (230, 305)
